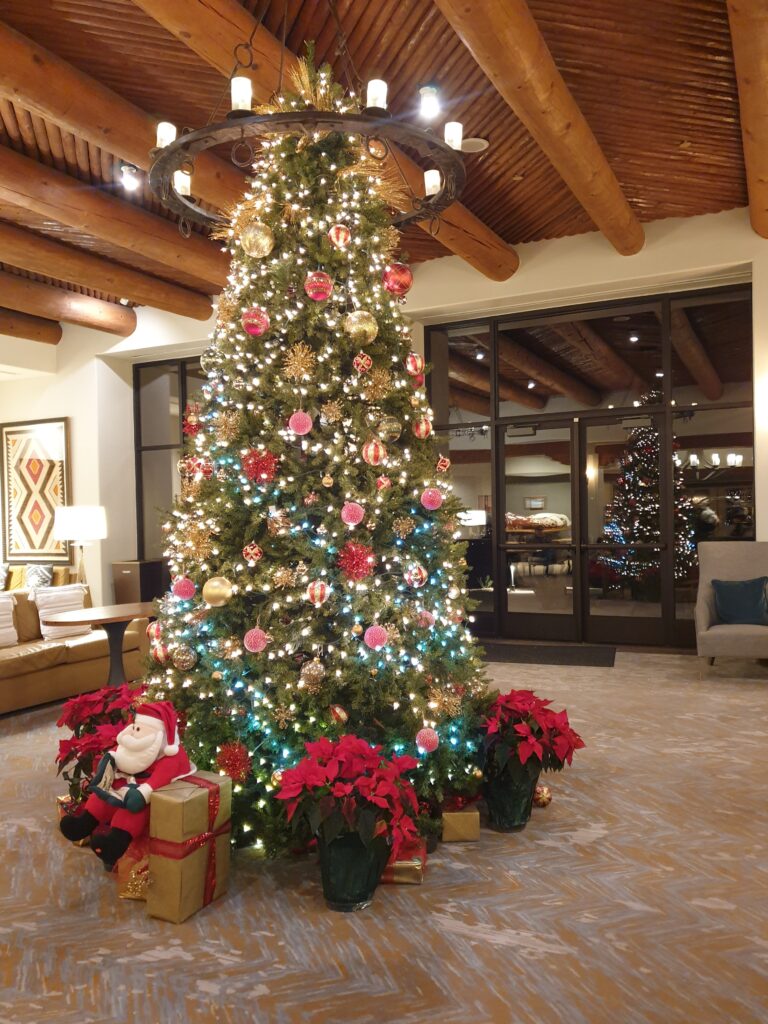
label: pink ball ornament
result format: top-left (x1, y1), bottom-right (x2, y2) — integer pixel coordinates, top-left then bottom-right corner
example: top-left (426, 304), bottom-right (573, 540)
top-left (304, 270), bottom-right (334, 301)
top-left (416, 727), bottom-right (439, 754)
top-left (306, 580), bottom-right (330, 606)
top-left (288, 410), bottom-right (313, 435)
top-left (341, 501), bottom-right (365, 526)
top-left (421, 487), bottom-right (443, 511)
top-left (244, 627), bottom-right (270, 653)
top-left (172, 577), bottom-right (196, 600)
top-left (328, 224), bottom-right (351, 249)
top-left (364, 625), bottom-right (389, 650)
top-left (382, 262), bottom-right (413, 296)
top-left (417, 610), bottom-right (436, 628)
top-left (241, 306), bottom-right (270, 336)
top-left (405, 352), bottom-right (425, 376)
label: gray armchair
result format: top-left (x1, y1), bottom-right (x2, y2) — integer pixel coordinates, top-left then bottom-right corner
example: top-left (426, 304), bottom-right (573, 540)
top-left (695, 542), bottom-right (768, 663)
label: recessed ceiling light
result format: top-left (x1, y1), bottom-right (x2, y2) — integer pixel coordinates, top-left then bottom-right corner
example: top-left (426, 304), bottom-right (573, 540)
top-left (629, 334), bottom-right (639, 343)
top-left (527, 380), bottom-right (536, 389)
top-left (655, 371), bottom-right (664, 378)
top-left (461, 137), bottom-right (490, 154)
top-left (475, 350), bottom-right (485, 360)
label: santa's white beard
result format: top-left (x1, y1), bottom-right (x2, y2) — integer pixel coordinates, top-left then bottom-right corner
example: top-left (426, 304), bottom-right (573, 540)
top-left (114, 727), bottom-right (164, 775)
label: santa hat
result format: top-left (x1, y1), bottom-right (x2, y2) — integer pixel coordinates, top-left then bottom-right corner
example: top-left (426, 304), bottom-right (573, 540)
top-left (134, 700), bottom-right (179, 756)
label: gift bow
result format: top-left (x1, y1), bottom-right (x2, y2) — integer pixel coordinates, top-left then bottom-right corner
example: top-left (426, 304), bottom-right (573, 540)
top-left (148, 775), bottom-right (231, 907)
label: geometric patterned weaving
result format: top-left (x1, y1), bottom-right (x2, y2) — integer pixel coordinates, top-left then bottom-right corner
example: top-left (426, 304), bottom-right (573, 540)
top-left (1, 419), bottom-right (69, 562)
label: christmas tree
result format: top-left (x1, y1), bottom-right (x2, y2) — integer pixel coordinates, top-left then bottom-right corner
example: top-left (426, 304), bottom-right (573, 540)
top-left (600, 395), bottom-right (696, 590)
top-left (146, 58), bottom-right (486, 850)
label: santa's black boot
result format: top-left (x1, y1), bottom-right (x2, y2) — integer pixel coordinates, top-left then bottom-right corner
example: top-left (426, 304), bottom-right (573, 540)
top-left (91, 827), bottom-right (133, 871)
top-left (60, 810), bottom-right (98, 843)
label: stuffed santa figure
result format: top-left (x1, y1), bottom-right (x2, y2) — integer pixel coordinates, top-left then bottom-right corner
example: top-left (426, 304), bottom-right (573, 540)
top-left (59, 700), bottom-right (194, 869)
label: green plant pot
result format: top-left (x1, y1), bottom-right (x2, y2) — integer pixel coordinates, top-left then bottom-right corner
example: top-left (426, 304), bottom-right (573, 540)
top-left (484, 759), bottom-right (542, 832)
top-left (317, 831), bottom-right (390, 912)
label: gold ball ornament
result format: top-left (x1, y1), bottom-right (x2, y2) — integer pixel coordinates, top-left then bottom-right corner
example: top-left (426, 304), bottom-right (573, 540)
top-left (202, 576), bottom-right (234, 607)
top-left (343, 309), bottom-right (378, 345)
top-left (376, 415), bottom-right (402, 443)
top-left (472, 767), bottom-right (484, 780)
top-left (240, 220), bottom-right (274, 258)
top-left (533, 784), bottom-right (552, 808)
top-left (352, 623), bottom-right (363, 636)
top-left (270, 769), bottom-right (284, 788)
top-left (171, 645), bottom-right (198, 671)
top-left (212, 670), bottom-right (223, 681)
top-left (322, 474), bottom-right (334, 488)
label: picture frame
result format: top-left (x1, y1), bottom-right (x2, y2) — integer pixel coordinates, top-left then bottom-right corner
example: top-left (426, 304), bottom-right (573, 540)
top-left (524, 496), bottom-right (547, 511)
top-left (1, 418), bottom-right (71, 563)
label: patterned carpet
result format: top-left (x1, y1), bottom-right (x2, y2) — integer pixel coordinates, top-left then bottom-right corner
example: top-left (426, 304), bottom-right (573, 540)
top-left (1, 653), bottom-right (767, 1024)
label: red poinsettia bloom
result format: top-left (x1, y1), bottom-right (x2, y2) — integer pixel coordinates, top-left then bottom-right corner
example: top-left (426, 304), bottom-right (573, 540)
top-left (482, 687), bottom-right (584, 772)
top-left (514, 722), bottom-right (544, 765)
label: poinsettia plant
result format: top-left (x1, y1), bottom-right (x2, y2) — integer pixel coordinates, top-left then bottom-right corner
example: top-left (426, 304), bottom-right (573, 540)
top-left (55, 682), bottom-right (148, 802)
top-left (275, 735), bottom-right (420, 859)
top-left (481, 689), bottom-right (584, 775)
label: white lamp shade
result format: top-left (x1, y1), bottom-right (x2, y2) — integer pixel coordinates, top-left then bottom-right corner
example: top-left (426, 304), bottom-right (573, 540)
top-left (53, 505), bottom-right (107, 543)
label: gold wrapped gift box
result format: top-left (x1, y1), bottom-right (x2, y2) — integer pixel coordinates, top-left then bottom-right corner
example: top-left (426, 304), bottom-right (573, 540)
top-left (441, 808), bottom-right (480, 842)
top-left (381, 838), bottom-right (427, 884)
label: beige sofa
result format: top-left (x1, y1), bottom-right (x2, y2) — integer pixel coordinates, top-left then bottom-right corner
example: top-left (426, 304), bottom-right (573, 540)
top-left (0, 588), bottom-right (149, 714)
top-left (695, 542), bottom-right (768, 663)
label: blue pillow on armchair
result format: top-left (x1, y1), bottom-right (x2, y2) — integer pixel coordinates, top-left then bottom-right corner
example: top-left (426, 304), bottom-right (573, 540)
top-left (712, 576), bottom-right (768, 626)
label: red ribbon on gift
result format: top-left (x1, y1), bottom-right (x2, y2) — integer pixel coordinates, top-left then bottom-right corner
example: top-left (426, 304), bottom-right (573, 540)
top-left (148, 775), bottom-right (231, 907)
top-left (443, 793), bottom-right (481, 812)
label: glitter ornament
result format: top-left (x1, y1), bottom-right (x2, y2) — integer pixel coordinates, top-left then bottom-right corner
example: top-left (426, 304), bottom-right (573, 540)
top-left (382, 262), bottom-right (413, 296)
top-left (534, 785), bottom-right (553, 808)
top-left (241, 306), bottom-right (270, 336)
top-left (338, 541), bottom-right (375, 580)
top-left (202, 576), bottom-right (234, 606)
top-left (242, 542), bottom-right (263, 563)
top-left (362, 439), bottom-right (386, 465)
top-left (244, 627), bottom-right (270, 653)
top-left (376, 475), bottom-right (392, 491)
top-left (436, 454), bottom-right (452, 473)
top-left (412, 416), bottom-right (433, 439)
top-left (322, 474), bottom-right (334, 488)
top-left (288, 410), bottom-right (313, 435)
top-left (417, 610), bottom-right (436, 628)
top-left (341, 501), bottom-right (365, 526)
top-left (306, 580), bottom-right (330, 606)
top-left (376, 415), bottom-right (402, 442)
top-left (215, 742), bottom-right (252, 783)
top-left (364, 625), bottom-right (388, 650)
top-left (416, 727), bottom-right (439, 753)
top-left (240, 220), bottom-right (274, 258)
top-left (304, 270), bottom-right (334, 301)
top-left (172, 645), bottom-right (198, 671)
top-left (328, 223), bottom-right (352, 249)
top-left (393, 516), bottom-right (415, 539)
top-left (330, 704), bottom-right (349, 724)
top-left (320, 399), bottom-right (343, 424)
top-left (283, 342), bottom-right (316, 381)
top-left (353, 351), bottom-right (373, 374)
top-left (242, 449), bottom-right (279, 482)
top-left (300, 658), bottom-right (326, 689)
top-left (343, 310), bottom-right (378, 345)
top-left (151, 643), bottom-right (170, 665)
top-left (215, 410), bottom-right (241, 444)
top-left (146, 621), bottom-right (162, 643)
top-left (405, 563), bottom-right (428, 588)
top-left (421, 488), bottom-right (444, 511)
top-left (405, 352), bottom-right (425, 376)
top-left (172, 577), bottom-right (196, 600)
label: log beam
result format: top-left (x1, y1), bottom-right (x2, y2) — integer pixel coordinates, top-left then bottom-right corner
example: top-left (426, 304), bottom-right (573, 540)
top-left (0, 272), bottom-right (135, 335)
top-left (727, 2), bottom-right (768, 237)
top-left (0, 307), bottom-right (61, 344)
top-left (0, 221), bottom-right (211, 320)
top-left (670, 308), bottom-right (723, 401)
top-left (131, 0), bottom-right (520, 282)
top-left (497, 333), bottom-right (601, 406)
top-left (0, 19), bottom-right (244, 213)
top-left (450, 385), bottom-right (490, 418)
top-left (0, 145), bottom-right (227, 289)
top-left (433, 0), bottom-right (644, 256)
top-left (547, 322), bottom-right (647, 392)
top-left (449, 352), bottom-right (545, 409)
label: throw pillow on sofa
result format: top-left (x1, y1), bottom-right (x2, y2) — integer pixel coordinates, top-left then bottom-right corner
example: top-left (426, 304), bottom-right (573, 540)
top-left (0, 594), bottom-right (18, 648)
top-left (31, 584), bottom-right (90, 640)
top-left (25, 564), bottom-right (53, 589)
top-left (0, 562), bottom-right (7, 590)
top-left (712, 576), bottom-right (768, 626)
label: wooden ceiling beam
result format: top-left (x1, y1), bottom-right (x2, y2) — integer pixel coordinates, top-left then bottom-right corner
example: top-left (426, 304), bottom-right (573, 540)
top-left (0, 19), bottom-right (244, 212)
top-left (0, 307), bottom-right (61, 344)
top-left (727, 1), bottom-right (768, 238)
top-left (547, 321), bottom-right (647, 392)
top-left (497, 332), bottom-right (601, 406)
top-left (0, 145), bottom-right (227, 289)
top-left (449, 352), bottom-right (545, 409)
top-left (0, 272), bottom-right (135, 336)
top-left (670, 308), bottom-right (723, 401)
top-left (0, 221), bottom-right (211, 320)
top-left (433, 0), bottom-right (644, 256)
top-left (450, 385), bottom-right (490, 418)
top-left (130, 0), bottom-right (520, 282)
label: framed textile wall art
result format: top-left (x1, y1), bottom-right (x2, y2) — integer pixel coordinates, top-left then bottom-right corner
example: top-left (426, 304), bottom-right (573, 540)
top-left (1, 418), bottom-right (71, 563)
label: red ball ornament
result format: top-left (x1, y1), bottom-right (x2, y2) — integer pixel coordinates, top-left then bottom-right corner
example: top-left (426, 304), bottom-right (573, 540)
top-left (341, 501), bottom-right (365, 526)
top-left (215, 741), bottom-right (252, 783)
top-left (306, 580), bottom-right (330, 606)
top-left (146, 620), bottom-right (162, 643)
top-left (244, 627), bottom-right (270, 653)
top-left (362, 439), bottom-right (387, 465)
top-left (382, 262), bottom-right (413, 296)
top-left (364, 625), bottom-right (389, 650)
top-left (412, 373), bottom-right (425, 388)
top-left (421, 487), bottom-right (443, 511)
top-left (338, 541), bottom-right (376, 580)
top-left (288, 410), bottom-right (313, 435)
top-left (172, 577), bottom-right (196, 600)
top-left (353, 351), bottom-right (373, 374)
top-left (328, 224), bottom-right (351, 249)
top-left (376, 475), bottom-right (392, 491)
top-left (304, 270), bottom-right (334, 301)
top-left (412, 416), bottom-right (432, 440)
top-left (241, 306), bottom-right (270, 336)
top-left (405, 352), bottom-right (425, 376)
top-left (405, 563), bottom-right (428, 588)
top-left (151, 643), bottom-right (170, 665)
top-left (417, 610), bottom-right (436, 628)
top-left (242, 542), bottom-right (263, 563)
top-left (242, 449), bottom-right (279, 482)
top-left (330, 704), bottom-right (349, 724)
top-left (416, 727), bottom-right (439, 753)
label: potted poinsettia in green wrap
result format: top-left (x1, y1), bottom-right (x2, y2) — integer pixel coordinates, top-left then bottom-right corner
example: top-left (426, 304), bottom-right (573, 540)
top-left (276, 735), bottom-right (419, 911)
top-left (481, 690), bottom-right (584, 832)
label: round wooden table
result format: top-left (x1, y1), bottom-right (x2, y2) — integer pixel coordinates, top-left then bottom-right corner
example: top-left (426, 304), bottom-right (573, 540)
top-left (41, 602), bottom-right (156, 687)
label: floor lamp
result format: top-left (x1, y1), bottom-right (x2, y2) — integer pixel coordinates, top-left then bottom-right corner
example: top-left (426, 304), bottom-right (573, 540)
top-left (53, 506), bottom-right (108, 585)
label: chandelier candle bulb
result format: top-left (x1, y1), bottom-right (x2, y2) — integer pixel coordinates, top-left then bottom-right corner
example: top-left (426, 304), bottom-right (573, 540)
top-left (231, 75), bottom-right (253, 112)
top-left (424, 169), bottom-right (441, 196)
top-left (173, 169), bottom-right (191, 196)
top-left (156, 121), bottom-right (177, 148)
top-left (366, 79), bottom-right (388, 110)
top-left (444, 122), bottom-right (463, 150)
top-left (419, 85), bottom-right (440, 120)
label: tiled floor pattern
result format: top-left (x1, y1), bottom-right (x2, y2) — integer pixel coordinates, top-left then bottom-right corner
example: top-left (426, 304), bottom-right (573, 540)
top-left (1, 653), bottom-right (767, 1024)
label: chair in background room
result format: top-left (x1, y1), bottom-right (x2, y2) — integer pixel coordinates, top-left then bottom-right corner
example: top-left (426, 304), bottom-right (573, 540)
top-left (695, 542), bottom-right (768, 664)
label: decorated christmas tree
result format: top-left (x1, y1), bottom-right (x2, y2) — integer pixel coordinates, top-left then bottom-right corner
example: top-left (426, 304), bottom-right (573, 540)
top-left (146, 58), bottom-right (486, 850)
